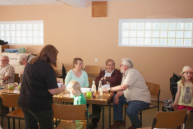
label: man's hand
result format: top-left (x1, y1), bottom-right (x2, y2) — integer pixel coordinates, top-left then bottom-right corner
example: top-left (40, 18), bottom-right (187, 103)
top-left (113, 95), bottom-right (119, 104)
top-left (113, 91), bottom-right (123, 104)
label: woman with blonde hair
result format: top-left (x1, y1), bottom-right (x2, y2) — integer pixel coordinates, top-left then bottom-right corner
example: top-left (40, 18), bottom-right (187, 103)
top-left (18, 44), bottom-right (65, 129)
top-left (65, 57), bottom-right (89, 88)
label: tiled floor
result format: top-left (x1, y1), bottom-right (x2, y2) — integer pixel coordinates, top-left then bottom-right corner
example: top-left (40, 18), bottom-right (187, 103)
top-left (1, 103), bottom-right (193, 129)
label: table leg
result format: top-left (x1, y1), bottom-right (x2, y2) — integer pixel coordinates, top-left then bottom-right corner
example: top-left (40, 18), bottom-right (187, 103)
top-left (109, 104), bottom-right (111, 129)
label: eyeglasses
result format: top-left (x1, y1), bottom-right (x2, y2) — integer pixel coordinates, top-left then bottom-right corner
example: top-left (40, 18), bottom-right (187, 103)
top-left (0, 60), bottom-right (8, 62)
top-left (120, 64), bottom-right (125, 67)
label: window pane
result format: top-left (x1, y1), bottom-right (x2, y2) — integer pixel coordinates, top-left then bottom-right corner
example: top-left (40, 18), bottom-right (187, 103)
top-left (176, 39), bottom-right (183, 46)
top-left (130, 38), bottom-right (136, 45)
top-left (5, 31), bottom-right (10, 36)
top-left (16, 24), bottom-right (21, 30)
top-left (137, 31), bottom-right (144, 37)
top-left (5, 24), bottom-right (9, 30)
top-left (145, 31), bottom-right (151, 37)
top-left (137, 23), bottom-right (144, 30)
top-left (11, 31), bottom-right (15, 37)
top-left (153, 31), bottom-right (159, 37)
top-left (176, 23), bottom-right (184, 30)
top-left (122, 30), bottom-right (129, 37)
top-left (152, 38), bottom-right (159, 46)
top-left (160, 38), bottom-right (167, 46)
top-left (121, 38), bottom-right (129, 45)
top-left (21, 24), bottom-right (26, 30)
top-left (168, 23), bottom-right (176, 30)
top-left (27, 24), bottom-right (33, 30)
top-left (144, 38), bottom-right (151, 45)
top-left (122, 23), bottom-right (129, 30)
top-left (130, 23), bottom-right (137, 30)
top-left (137, 38), bottom-right (144, 45)
top-left (184, 31), bottom-right (192, 38)
top-left (161, 23), bottom-right (168, 30)
top-left (185, 23), bottom-right (192, 30)
top-left (0, 31), bottom-right (5, 36)
top-left (130, 31), bottom-right (136, 37)
top-left (160, 31), bottom-right (167, 37)
top-left (168, 39), bottom-right (175, 46)
top-left (176, 31), bottom-right (183, 38)
top-left (10, 24), bottom-right (15, 30)
top-left (168, 31), bottom-right (175, 38)
top-left (0, 24), bottom-right (5, 30)
top-left (153, 23), bottom-right (160, 30)
top-left (145, 22), bottom-right (152, 30)
top-left (184, 39), bottom-right (191, 46)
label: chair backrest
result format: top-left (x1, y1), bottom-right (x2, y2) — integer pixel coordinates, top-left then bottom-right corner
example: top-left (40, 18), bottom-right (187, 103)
top-left (52, 104), bottom-right (87, 120)
top-left (14, 73), bottom-right (19, 83)
top-left (152, 109), bottom-right (187, 128)
top-left (1, 92), bottom-right (20, 108)
top-left (84, 65), bottom-right (101, 77)
top-left (146, 82), bottom-right (160, 97)
top-left (20, 73), bottom-right (23, 83)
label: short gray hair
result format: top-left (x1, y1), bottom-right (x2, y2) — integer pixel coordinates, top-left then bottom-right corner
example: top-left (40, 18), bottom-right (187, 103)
top-left (121, 58), bottom-right (133, 68)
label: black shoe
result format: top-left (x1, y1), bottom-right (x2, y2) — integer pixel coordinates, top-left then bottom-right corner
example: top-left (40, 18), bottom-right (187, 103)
top-left (89, 122), bottom-right (98, 129)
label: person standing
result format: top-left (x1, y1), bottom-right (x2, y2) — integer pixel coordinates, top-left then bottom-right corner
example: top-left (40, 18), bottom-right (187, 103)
top-left (18, 45), bottom-right (65, 129)
top-left (173, 66), bottom-right (193, 116)
top-left (0, 55), bottom-right (15, 84)
top-left (104, 58), bottom-right (150, 129)
top-left (89, 59), bottom-right (122, 129)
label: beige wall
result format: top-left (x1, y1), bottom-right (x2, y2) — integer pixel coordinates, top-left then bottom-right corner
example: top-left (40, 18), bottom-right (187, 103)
top-left (0, 0), bottom-right (193, 100)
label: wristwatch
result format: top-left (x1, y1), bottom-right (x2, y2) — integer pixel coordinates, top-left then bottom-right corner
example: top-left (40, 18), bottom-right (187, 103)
top-left (108, 88), bottom-right (110, 92)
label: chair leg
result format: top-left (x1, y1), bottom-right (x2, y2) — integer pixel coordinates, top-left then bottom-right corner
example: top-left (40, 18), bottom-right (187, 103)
top-left (13, 118), bottom-right (15, 129)
top-left (19, 118), bottom-right (21, 129)
top-left (8, 117), bottom-right (10, 129)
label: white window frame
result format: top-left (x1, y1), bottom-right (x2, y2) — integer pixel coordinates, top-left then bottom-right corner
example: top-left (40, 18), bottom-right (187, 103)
top-left (119, 19), bottom-right (193, 48)
top-left (0, 20), bottom-right (44, 45)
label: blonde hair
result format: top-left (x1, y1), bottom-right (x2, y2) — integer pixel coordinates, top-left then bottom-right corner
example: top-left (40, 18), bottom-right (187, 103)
top-left (67, 81), bottom-right (81, 93)
top-left (181, 75), bottom-right (193, 86)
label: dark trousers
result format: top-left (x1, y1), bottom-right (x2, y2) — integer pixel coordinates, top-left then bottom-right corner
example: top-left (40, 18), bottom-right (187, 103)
top-left (92, 104), bottom-right (101, 123)
top-left (22, 108), bottom-right (53, 129)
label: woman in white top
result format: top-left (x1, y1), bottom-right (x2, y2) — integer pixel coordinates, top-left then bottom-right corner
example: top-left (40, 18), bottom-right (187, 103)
top-left (65, 58), bottom-right (89, 88)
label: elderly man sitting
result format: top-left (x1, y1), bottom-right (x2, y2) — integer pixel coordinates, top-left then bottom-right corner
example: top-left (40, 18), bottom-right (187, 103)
top-left (89, 59), bottom-right (122, 129)
top-left (104, 58), bottom-right (151, 129)
top-left (0, 55), bottom-right (15, 84)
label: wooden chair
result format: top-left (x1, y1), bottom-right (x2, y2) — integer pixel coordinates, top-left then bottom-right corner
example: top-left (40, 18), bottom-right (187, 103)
top-left (124, 82), bottom-right (160, 127)
top-left (0, 92), bottom-right (24, 129)
top-left (84, 65), bottom-right (100, 87)
top-left (84, 65), bottom-right (101, 78)
top-left (14, 73), bottom-right (19, 83)
top-left (52, 104), bottom-right (89, 129)
top-left (138, 109), bottom-right (188, 129)
top-left (20, 73), bottom-right (23, 83)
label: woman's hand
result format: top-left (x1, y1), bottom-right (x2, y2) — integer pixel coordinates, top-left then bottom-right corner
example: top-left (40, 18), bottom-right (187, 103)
top-left (172, 103), bottom-right (177, 110)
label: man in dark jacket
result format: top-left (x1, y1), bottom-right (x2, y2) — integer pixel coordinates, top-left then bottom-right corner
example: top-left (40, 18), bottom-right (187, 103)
top-left (89, 59), bottom-right (122, 129)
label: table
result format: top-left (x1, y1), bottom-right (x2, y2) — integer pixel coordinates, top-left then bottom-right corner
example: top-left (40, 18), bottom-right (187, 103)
top-left (0, 87), bottom-right (114, 129)
top-left (54, 92), bottom-right (114, 129)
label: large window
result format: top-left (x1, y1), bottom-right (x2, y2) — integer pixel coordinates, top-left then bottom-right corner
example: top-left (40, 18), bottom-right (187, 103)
top-left (0, 20), bottom-right (44, 45)
top-left (119, 19), bottom-right (193, 47)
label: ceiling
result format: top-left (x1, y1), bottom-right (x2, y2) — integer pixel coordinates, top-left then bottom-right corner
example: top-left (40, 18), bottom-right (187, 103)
top-left (0, 0), bottom-right (121, 7)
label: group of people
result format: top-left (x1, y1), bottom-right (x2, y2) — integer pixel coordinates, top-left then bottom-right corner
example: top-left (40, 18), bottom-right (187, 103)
top-left (1, 44), bottom-right (192, 129)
